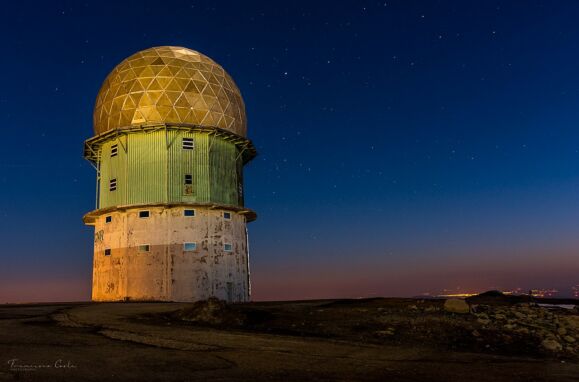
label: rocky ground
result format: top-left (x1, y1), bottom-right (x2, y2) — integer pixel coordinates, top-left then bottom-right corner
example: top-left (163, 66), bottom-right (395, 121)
top-left (156, 294), bottom-right (579, 361)
top-left (469, 301), bottom-right (578, 357)
top-left (0, 294), bottom-right (577, 381)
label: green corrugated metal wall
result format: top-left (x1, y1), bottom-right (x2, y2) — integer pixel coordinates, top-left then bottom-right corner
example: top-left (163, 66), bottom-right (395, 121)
top-left (98, 131), bottom-right (243, 209)
top-left (210, 138), bottom-right (238, 205)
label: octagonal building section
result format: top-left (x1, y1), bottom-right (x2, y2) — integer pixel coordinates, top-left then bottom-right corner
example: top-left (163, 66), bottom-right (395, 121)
top-left (83, 46), bottom-right (257, 302)
top-left (91, 207), bottom-right (249, 302)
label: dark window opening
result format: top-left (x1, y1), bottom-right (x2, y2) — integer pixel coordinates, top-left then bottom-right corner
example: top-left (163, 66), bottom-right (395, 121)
top-left (223, 212), bottom-right (231, 220)
top-left (105, 216), bottom-right (112, 223)
top-left (139, 210), bottom-right (150, 218)
top-left (182, 138), bottom-right (194, 150)
top-left (138, 244), bottom-right (150, 252)
top-left (184, 174), bottom-right (192, 185)
top-left (184, 209), bottom-right (195, 217)
top-left (109, 179), bottom-right (117, 191)
top-left (104, 249), bottom-right (111, 256)
top-left (111, 144), bottom-right (118, 157)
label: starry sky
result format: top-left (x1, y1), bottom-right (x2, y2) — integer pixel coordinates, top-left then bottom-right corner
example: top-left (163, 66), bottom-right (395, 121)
top-left (1, 1), bottom-right (578, 303)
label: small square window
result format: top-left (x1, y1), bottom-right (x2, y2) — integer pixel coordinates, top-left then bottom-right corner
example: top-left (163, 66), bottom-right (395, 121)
top-left (184, 174), bottom-right (192, 185)
top-left (111, 144), bottom-right (118, 157)
top-left (109, 179), bottom-right (117, 191)
top-left (105, 216), bottom-right (112, 224)
top-left (224, 243), bottom-right (232, 252)
top-left (139, 210), bottom-right (150, 218)
top-left (182, 138), bottom-right (194, 150)
top-left (104, 248), bottom-right (111, 256)
top-left (184, 209), bottom-right (195, 217)
top-left (183, 242), bottom-right (197, 251)
top-left (138, 244), bottom-right (150, 252)
top-left (223, 212), bottom-right (231, 220)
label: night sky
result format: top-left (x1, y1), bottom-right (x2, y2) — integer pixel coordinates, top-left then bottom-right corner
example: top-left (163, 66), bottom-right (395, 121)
top-left (1, 1), bottom-right (578, 303)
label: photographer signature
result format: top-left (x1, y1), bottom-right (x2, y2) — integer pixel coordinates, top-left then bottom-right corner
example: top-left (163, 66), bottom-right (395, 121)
top-left (7, 359), bottom-right (77, 371)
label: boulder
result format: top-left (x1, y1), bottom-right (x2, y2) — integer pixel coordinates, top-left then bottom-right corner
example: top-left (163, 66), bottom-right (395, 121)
top-left (542, 338), bottom-right (563, 352)
top-left (174, 298), bottom-right (246, 326)
top-left (444, 299), bottom-right (470, 314)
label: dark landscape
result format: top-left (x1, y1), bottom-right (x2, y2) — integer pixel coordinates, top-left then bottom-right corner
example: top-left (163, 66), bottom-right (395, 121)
top-left (1, 294), bottom-right (578, 382)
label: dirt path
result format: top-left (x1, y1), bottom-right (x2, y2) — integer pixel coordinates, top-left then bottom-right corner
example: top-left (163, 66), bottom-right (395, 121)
top-left (0, 303), bottom-right (577, 381)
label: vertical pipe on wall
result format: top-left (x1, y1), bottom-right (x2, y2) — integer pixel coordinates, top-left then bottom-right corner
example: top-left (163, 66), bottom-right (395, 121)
top-left (95, 150), bottom-right (101, 209)
top-left (165, 125), bottom-right (169, 204)
top-left (245, 223), bottom-right (251, 300)
top-left (125, 135), bottom-right (129, 206)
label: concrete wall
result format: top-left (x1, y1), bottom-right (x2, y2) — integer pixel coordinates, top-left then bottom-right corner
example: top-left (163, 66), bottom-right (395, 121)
top-left (92, 206), bottom-right (249, 302)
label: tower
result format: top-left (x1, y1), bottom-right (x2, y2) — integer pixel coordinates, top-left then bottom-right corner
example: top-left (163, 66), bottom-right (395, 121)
top-left (83, 46), bottom-right (257, 302)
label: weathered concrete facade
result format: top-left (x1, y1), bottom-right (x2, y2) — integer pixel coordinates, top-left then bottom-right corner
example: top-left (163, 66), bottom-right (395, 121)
top-left (83, 47), bottom-right (257, 303)
top-left (90, 206), bottom-right (249, 302)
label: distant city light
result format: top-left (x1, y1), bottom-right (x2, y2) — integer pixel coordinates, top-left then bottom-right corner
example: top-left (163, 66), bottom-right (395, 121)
top-left (422, 286), bottom-right (577, 299)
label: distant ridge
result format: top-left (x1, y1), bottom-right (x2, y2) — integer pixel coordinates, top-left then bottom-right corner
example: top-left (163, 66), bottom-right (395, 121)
top-left (466, 290), bottom-right (579, 306)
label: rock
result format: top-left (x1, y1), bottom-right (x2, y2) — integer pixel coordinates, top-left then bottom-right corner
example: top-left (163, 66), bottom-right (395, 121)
top-left (558, 327), bottom-right (567, 336)
top-left (444, 299), bottom-right (470, 314)
top-left (564, 336), bottom-right (576, 343)
top-left (175, 298), bottom-right (245, 326)
top-left (515, 327), bottom-right (530, 335)
top-left (542, 338), bottom-right (563, 352)
top-left (517, 303), bottom-right (531, 309)
top-left (563, 316), bottom-right (579, 330)
top-left (375, 328), bottom-right (395, 337)
top-left (477, 318), bottom-right (490, 325)
top-left (472, 330), bottom-right (481, 337)
top-left (494, 314), bottom-right (506, 320)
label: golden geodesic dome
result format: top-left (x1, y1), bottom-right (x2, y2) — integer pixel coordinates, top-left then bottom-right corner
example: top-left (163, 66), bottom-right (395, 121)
top-left (93, 46), bottom-right (247, 137)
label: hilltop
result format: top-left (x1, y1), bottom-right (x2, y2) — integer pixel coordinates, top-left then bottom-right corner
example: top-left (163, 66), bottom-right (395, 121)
top-left (0, 295), bottom-right (577, 381)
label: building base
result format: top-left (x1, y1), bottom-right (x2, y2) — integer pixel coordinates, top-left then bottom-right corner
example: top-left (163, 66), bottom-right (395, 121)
top-left (88, 205), bottom-right (250, 302)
